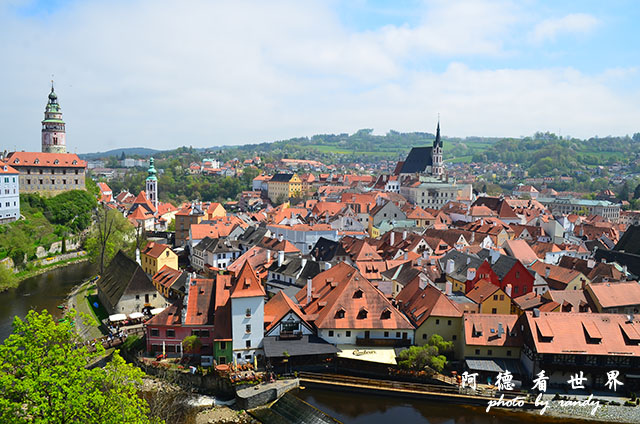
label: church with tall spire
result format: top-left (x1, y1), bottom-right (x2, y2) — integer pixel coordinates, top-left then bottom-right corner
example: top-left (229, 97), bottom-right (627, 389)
top-left (41, 82), bottom-right (66, 154)
top-left (395, 119), bottom-right (445, 178)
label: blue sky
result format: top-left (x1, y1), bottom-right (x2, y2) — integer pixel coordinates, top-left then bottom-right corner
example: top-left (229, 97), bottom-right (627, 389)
top-left (1, 0), bottom-right (638, 153)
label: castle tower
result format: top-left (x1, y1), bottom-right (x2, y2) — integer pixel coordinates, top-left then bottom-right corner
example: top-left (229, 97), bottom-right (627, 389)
top-left (432, 119), bottom-right (443, 177)
top-left (146, 157), bottom-right (158, 210)
top-left (41, 82), bottom-right (66, 153)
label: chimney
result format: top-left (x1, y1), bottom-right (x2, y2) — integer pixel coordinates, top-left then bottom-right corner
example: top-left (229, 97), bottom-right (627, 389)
top-left (278, 251), bottom-right (284, 267)
top-left (466, 257), bottom-right (471, 265)
top-left (445, 280), bottom-right (452, 295)
top-left (587, 258), bottom-right (595, 269)
top-left (324, 262), bottom-right (332, 271)
top-left (135, 248), bottom-right (141, 265)
top-left (403, 230), bottom-right (407, 240)
top-left (497, 323), bottom-right (504, 338)
top-left (446, 259), bottom-right (455, 274)
top-left (545, 267), bottom-right (550, 279)
top-left (301, 258), bottom-right (307, 269)
top-left (467, 267), bottom-right (476, 281)
top-left (266, 250), bottom-right (271, 262)
top-left (533, 308), bottom-right (540, 317)
top-left (390, 232), bottom-right (395, 246)
top-left (505, 284), bottom-right (512, 298)
top-left (306, 278), bottom-right (313, 305)
top-left (278, 234), bottom-right (284, 242)
top-left (404, 252), bottom-right (408, 261)
top-left (419, 276), bottom-right (427, 290)
top-left (422, 250), bottom-right (429, 259)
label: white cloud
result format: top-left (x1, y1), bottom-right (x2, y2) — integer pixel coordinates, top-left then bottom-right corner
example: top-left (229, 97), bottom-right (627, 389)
top-left (0, 1), bottom-right (635, 153)
top-left (530, 13), bottom-right (600, 44)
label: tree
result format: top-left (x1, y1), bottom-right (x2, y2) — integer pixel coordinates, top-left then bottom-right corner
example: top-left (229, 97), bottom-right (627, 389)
top-left (85, 206), bottom-right (134, 274)
top-left (0, 309), bottom-right (161, 423)
top-left (397, 337), bottom-right (449, 374)
top-left (634, 183), bottom-right (640, 200)
top-left (182, 335), bottom-right (202, 355)
top-left (427, 334), bottom-right (454, 357)
top-left (619, 181), bottom-right (630, 202)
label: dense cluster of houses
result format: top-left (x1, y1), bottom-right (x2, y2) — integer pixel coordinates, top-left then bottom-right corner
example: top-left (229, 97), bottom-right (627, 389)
top-left (94, 134), bottom-right (640, 392)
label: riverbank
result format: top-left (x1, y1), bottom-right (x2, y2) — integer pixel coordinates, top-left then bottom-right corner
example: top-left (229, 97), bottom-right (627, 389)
top-left (0, 253), bottom-right (89, 293)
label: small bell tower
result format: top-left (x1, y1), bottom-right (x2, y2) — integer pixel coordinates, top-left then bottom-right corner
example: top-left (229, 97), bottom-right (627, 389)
top-left (146, 157), bottom-right (158, 210)
top-left (42, 81), bottom-right (66, 153)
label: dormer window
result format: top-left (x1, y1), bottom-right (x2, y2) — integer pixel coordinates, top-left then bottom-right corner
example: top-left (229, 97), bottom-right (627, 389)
top-left (334, 309), bottom-right (345, 319)
top-left (381, 309), bottom-right (392, 320)
top-left (54, 159), bottom-right (59, 164)
top-left (353, 288), bottom-right (363, 299)
top-left (357, 308), bottom-right (368, 319)
top-left (13, 159), bottom-right (19, 164)
top-left (72, 160), bottom-right (77, 165)
top-left (34, 159), bottom-right (39, 164)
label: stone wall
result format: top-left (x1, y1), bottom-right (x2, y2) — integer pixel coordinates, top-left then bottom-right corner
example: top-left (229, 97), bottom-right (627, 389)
top-left (236, 379), bottom-right (300, 410)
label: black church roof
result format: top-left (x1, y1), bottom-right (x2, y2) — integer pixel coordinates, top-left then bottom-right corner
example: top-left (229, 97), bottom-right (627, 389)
top-left (399, 146), bottom-right (433, 174)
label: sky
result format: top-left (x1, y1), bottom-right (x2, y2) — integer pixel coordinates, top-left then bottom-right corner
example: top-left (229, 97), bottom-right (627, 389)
top-left (1, 0), bottom-right (639, 153)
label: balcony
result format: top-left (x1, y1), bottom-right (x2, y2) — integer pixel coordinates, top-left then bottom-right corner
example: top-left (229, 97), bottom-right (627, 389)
top-left (278, 331), bottom-right (303, 340)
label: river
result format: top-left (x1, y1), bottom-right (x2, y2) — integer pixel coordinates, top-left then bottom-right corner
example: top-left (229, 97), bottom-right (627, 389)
top-left (0, 261), bottom-right (96, 342)
top-left (295, 387), bottom-right (598, 424)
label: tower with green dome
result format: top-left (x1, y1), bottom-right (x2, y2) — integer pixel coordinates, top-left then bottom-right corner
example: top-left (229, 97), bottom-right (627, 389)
top-left (146, 157), bottom-right (158, 210)
top-left (41, 82), bottom-right (67, 153)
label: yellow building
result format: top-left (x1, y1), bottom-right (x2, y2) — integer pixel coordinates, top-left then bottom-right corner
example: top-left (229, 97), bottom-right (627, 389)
top-left (141, 241), bottom-right (178, 276)
top-left (466, 280), bottom-right (511, 314)
top-left (398, 284), bottom-right (464, 359)
top-left (267, 173), bottom-right (302, 203)
top-left (205, 202), bottom-right (226, 220)
top-left (462, 314), bottom-right (522, 360)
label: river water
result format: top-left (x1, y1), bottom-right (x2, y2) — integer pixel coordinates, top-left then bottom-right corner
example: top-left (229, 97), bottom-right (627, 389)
top-left (0, 261), bottom-right (96, 342)
top-left (295, 385), bottom-right (595, 423)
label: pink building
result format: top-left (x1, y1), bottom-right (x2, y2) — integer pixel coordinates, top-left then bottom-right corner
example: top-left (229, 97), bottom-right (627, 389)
top-left (145, 277), bottom-right (215, 356)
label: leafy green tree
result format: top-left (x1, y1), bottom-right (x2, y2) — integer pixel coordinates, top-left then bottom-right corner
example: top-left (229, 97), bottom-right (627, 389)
top-left (44, 190), bottom-right (97, 232)
top-left (427, 334), bottom-right (454, 356)
top-left (0, 309), bottom-right (161, 423)
top-left (397, 337), bottom-right (449, 374)
top-left (0, 262), bottom-right (16, 291)
top-left (619, 181), bottom-right (631, 202)
top-left (182, 335), bottom-right (202, 355)
top-left (634, 183), bottom-right (640, 200)
top-left (84, 206), bottom-right (134, 274)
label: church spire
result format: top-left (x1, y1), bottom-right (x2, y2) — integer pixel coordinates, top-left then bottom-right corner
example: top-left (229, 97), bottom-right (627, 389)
top-left (434, 116), bottom-right (442, 148)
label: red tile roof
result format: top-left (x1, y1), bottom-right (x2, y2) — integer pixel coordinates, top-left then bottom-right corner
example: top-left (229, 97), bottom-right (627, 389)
top-left (0, 164), bottom-right (18, 174)
top-left (398, 282), bottom-right (462, 326)
top-left (295, 262), bottom-right (413, 330)
top-left (588, 281), bottom-right (640, 309)
top-left (465, 279), bottom-right (501, 304)
top-left (230, 261), bottom-right (266, 298)
top-left (264, 291), bottom-right (308, 332)
top-left (524, 311), bottom-right (640, 355)
top-left (5, 151), bottom-right (86, 168)
top-left (464, 314), bottom-right (522, 347)
top-left (142, 241), bottom-right (172, 259)
top-left (184, 278), bottom-right (215, 325)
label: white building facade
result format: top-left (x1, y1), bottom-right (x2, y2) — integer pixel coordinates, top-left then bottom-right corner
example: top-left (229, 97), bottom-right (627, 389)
top-left (0, 164), bottom-right (20, 224)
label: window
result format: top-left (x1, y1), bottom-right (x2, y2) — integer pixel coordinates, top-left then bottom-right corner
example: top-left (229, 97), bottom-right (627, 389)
top-left (487, 349), bottom-right (492, 356)
top-left (135, 295), bottom-right (140, 300)
top-left (39, 179), bottom-right (43, 185)
top-left (245, 340), bottom-right (251, 348)
top-left (448, 320), bottom-right (452, 326)
top-left (435, 319), bottom-right (440, 325)
top-left (328, 330), bottom-right (334, 337)
top-left (475, 349), bottom-right (480, 355)
top-left (166, 329), bottom-right (175, 338)
top-left (245, 308), bottom-right (251, 317)
top-left (245, 324), bottom-right (251, 334)
top-left (357, 309), bottom-right (368, 319)
top-left (384, 331), bottom-right (389, 337)
top-left (75, 179), bottom-right (78, 185)
top-left (51, 169), bottom-right (54, 175)
top-left (422, 334), bottom-right (427, 340)
top-left (381, 309), bottom-right (391, 320)
top-left (353, 289), bottom-right (363, 299)
top-left (26, 179), bottom-right (30, 185)
top-left (493, 295), bottom-right (498, 301)
top-left (500, 295), bottom-right (504, 301)
top-left (491, 308), bottom-right (497, 314)
top-left (507, 350), bottom-right (512, 357)
top-left (335, 309), bottom-right (345, 319)
top-left (220, 341), bottom-right (226, 350)
top-left (150, 329), bottom-right (159, 337)
top-left (452, 335), bottom-right (457, 341)
top-left (346, 331), bottom-right (351, 337)
top-left (396, 331), bottom-right (400, 338)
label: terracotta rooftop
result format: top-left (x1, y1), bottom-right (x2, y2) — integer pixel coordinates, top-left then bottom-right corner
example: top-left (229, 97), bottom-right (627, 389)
top-left (142, 241), bottom-right (172, 259)
top-left (466, 279), bottom-right (501, 304)
top-left (5, 151), bottom-right (86, 168)
top-left (184, 278), bottom-right (215, 325)
top-left (588, 281), bottom-right (640, 309)
top-left (264, 291), bottom-right (308, 332)
top-left (524, 311), bottom-right (640, 355)
top-left (464, 314), bottom-right (522, 347)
